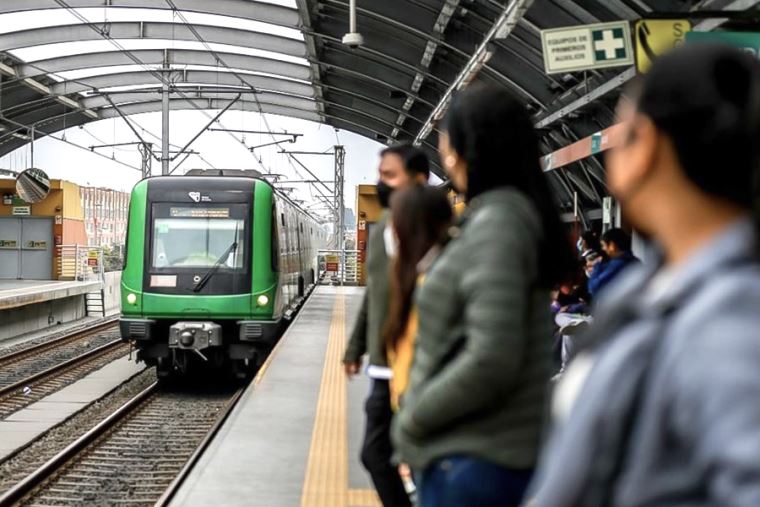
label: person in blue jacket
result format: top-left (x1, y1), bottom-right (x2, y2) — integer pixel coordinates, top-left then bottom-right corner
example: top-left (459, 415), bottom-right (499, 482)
top-left (530, 43), bottom-right (760, 506)
top-left (587, 228), bottom-right (638, 296)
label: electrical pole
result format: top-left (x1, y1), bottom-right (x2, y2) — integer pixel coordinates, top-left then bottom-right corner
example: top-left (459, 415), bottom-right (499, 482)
top-left (161, 50), bottom-right (170, 175)
top-left (334, 145), bottom-right (345, 250)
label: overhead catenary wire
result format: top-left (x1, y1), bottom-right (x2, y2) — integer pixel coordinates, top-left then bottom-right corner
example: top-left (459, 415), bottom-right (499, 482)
top-left (163, 0), bottom-right (334, 195)
top-left (46, 0), bottom-right (251, 167)
top-left (3, 3), bottom-right (329, 197)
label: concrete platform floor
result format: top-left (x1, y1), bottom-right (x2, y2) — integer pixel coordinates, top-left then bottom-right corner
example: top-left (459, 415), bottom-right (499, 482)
top-left (0, 280), bottom-right (102, 311)
top-left (0, 356), bottom-right (145, 459)
top-left (171, 286), bottom-right (381, 507)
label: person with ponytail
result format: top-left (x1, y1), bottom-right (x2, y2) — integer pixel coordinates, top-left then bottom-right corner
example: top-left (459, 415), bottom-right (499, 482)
top-left (391, 83), bottom-right (575, 506)
top-left (531, 44), bottom-right (760, 506)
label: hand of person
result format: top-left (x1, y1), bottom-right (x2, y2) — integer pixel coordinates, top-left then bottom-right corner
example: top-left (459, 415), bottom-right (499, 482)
top-left (343, 359), bottom-right (362, 378)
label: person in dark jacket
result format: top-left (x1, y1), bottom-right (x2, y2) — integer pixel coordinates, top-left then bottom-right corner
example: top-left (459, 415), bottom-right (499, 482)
top-left (343, 142), bottom-right (428, 507)
top-left (530, 44), bottom-right (760, 506)
top-left (391, 84), bottom-right (575, 507)
top-left (587, 228), bottom-right (639, 297)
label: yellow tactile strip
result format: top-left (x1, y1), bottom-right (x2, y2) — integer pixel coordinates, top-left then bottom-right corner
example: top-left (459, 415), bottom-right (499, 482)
top-left (300, 291), bottom-right (381, 507)
top-left (347, 488), bottom-right (382, 506)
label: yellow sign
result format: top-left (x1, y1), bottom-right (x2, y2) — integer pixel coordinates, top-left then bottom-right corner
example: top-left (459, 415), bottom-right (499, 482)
top-left (325, 254), bottom-right (339, 272)
top-left (88, 250), bottom-right (99, 259)
top-left (635, 19), bottom-right (691, 73)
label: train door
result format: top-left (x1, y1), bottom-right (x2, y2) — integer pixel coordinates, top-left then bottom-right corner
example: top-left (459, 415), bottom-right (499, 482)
top-left (296, 218), bottom-right (305, 297)
top-left (270, 200), bottom-right (281, 314)
top-left (279, 206), bottom-right (290, 304)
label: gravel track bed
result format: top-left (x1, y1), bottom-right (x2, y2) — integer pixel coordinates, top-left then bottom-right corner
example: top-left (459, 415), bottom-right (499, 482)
top-left (0, 344), bottom-right (131, 419)
top-left (0, 368), bottom-right (156, 494)
top-left (0, 328), bottom-right (121, 389)
top-left (0, 319), bottom-right (117, 357)
top-left (19, 383), bottom-right (237, 506)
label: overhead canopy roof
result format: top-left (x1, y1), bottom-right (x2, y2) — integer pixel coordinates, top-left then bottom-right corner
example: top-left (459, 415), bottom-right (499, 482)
top-left (0, 0), bottom-right (755, 217)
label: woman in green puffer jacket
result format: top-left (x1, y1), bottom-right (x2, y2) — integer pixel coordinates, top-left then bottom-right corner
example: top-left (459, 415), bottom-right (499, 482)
top-left (391, 84), bottom-right (575, 507)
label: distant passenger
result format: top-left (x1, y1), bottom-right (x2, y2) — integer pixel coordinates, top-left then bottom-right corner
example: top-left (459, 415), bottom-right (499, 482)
top-left (586, 227), bottom-right (639, 297)
top-left (343, 142), bottom-right (429, 507)
top-left (576, 230), bottom-right (602, 302)
top-left (391, 84), bottom-right (575, 507)
top-left (578, 230), bottom-right (603, 265)
top-left (383, 185), bottom-right (453, 412)
top-left (530, 44), bottom-right (760, 506)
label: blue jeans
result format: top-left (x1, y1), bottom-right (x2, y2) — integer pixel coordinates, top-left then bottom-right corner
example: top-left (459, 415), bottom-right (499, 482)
top-left (419, 456), bottom-right (533, 507)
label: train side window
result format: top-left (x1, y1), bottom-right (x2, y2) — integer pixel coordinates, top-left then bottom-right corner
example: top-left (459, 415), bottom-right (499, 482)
top-left (281, 213), bottom-right (285, 227)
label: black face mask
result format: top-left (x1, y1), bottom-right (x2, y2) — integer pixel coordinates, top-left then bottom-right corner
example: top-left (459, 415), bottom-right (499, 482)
top-left (376, 180), bottom-right (394, 208)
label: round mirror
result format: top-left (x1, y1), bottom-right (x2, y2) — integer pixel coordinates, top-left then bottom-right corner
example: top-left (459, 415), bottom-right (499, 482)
top-left (16, 168), bottom-right (50, 203)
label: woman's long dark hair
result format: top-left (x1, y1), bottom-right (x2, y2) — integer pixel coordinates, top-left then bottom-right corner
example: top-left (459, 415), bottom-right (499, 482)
top-left (441, 83), bottom-right (575, 286)
top-left (383, 186), bottom-right (453, 348)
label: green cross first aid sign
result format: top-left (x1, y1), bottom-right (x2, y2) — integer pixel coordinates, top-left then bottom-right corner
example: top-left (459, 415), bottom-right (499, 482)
top-left (541, 21), bottom-right (634, 74)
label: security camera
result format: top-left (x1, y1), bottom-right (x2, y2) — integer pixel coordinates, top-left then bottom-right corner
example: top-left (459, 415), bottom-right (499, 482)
top-left (342, 32), bottom-right (364, 49)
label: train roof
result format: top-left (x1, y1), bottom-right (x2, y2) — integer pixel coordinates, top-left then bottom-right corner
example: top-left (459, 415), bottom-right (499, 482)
top-left (135, 174), bottom-right (325, 226)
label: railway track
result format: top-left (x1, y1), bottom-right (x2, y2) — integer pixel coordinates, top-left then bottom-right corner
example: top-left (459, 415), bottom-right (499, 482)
top-left (0, 318), bottom-right (120, 388)
top-left (0, 382), bottom-right (245, 506)
top-left (0, 320), bottom-right (128, 419)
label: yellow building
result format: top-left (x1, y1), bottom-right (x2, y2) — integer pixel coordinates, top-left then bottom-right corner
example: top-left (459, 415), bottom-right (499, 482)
top-left (0, 178), bottom-right (87, 279)
top-left (355, 184), bottom-right (382, 286)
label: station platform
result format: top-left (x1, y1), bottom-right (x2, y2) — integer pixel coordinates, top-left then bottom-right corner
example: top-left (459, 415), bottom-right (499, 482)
top-left (0, 279), bottom-right (101, 311)
top-left (0, 279), bottom-right (105, 342)
top-left (171, 286), bottom-right (382, 507)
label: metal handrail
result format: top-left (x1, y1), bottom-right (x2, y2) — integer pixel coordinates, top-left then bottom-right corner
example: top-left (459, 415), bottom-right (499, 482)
top-left (55, 244), bottom-right (105, 282)
top-left (318, 249), bottom-right (359, 286)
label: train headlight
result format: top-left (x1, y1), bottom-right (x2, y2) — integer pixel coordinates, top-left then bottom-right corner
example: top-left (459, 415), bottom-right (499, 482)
top-left (126, 293), bottom-right (137, 305)
top-left (256, 294), bottom-right (269, 307)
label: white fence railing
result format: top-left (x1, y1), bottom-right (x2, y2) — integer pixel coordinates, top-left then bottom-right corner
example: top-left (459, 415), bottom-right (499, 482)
top-left (56, 245), bottom-right (105, 282)
top-left (318, 249), bottom-right (359, 285)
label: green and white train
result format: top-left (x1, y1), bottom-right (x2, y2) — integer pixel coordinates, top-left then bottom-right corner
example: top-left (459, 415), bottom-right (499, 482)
top-left (119, 171), bottom-right (326, 377)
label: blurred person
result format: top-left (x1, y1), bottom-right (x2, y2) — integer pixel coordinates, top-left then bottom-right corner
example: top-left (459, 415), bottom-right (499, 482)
top-left (578, 230), bottom-right (603, 265)
top-left (575, 231), bottom-right (602, 302)
top-left (587, 227), bottom-right (639, 297)
top-left (343, 142), bottom-right (429, 507)
top-left (551, 284), bottom-right (588, 315)
top-left (552, 284), bottom-right (591, 375)
top-left (391, 84), bottom-right (575, 507)
top-left (383, 185), bottom-right (453, 412)
top-left (530, 44), bottom-right (760, 506)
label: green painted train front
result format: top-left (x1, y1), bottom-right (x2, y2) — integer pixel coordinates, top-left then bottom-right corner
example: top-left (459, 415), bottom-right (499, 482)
top-left (119, 175), bottom-right (324, 377)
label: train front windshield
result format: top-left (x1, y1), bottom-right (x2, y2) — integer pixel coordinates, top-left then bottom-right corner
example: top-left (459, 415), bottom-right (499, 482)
top-left (151, 205), bottom-right (246, 269)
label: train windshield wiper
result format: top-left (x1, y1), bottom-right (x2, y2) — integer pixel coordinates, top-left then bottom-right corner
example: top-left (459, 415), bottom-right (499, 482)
top-left (192, 224), bottom-right (239, 293)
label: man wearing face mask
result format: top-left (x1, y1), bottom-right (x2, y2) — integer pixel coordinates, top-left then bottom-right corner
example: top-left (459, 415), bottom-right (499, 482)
top-left (344, 143), bottom-right (429, 507)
